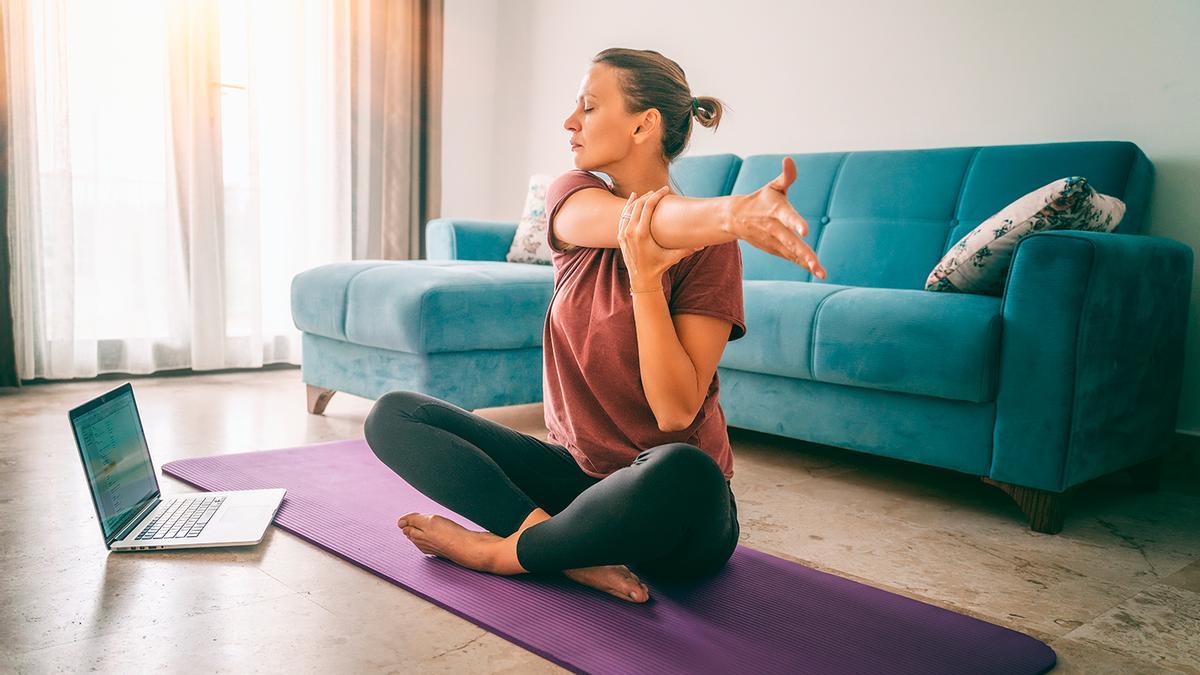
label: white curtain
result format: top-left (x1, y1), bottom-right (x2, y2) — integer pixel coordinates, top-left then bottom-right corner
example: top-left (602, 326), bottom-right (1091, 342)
top-left (3, 0), bottom-right (352, 379)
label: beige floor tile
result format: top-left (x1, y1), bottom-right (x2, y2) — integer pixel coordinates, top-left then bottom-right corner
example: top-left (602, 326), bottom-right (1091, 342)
top-left (1048, 636), bottom-right (1189, 674)
top-left (1061, 584), bottom-right (1200, 674)
top-left (7, 592), bottom-right (560, 674)
top-left (0, 541), bottom-right (297, 653)
top-left (1163, 559), bottom-right (1200, 594)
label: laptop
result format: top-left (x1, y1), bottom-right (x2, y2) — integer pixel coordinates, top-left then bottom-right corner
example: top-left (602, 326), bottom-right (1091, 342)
top-left (68, 382), bottom-right (286, 551)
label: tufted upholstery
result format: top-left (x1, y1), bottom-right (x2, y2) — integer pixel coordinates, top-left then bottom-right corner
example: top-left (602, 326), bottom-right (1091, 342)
top-left (727, 142), bottom-right (1153, 286)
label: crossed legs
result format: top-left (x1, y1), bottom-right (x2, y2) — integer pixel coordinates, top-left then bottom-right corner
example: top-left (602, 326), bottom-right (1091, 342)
top-left (363, 390), bottom-right (740, 591)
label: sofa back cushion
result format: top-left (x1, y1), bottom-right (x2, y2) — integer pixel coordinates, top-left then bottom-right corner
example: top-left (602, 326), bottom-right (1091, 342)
top-left (669, 153), bottom-right (743, 198)
top-left (671, 141), bottom-right (1153, 289)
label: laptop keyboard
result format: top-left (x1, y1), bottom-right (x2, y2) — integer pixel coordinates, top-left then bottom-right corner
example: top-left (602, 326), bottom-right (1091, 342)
top-left (134, 496), bottom-right (226, 540)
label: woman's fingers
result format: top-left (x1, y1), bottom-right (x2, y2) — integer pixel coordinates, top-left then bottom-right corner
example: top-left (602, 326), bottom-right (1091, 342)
top-left (624, 186), bottom-right (668, 239)
top-left (790, 210), bottom-right (810, 238)
top-left (637, 186), bottom-right (668, 234)
top-left (766, 156), bottom-right (797, 193)
top-left (619, 191), bottom-right (637, 240)
top-left (775, 225), bottom-right (825, 278)
top-left (629, 192), bottom-right (647, 229)
top-left (742, 214), bottom-right (827, 279)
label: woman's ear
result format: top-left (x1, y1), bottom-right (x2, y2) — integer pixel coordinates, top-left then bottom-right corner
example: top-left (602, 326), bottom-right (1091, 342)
top-left (633, 109), bottom-right (661, 144)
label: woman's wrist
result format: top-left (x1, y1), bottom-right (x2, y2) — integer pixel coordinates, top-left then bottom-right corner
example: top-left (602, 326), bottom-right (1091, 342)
top-left (629, 276), bottom-right (664, 294)
top-left (721, 193), bottom-right (746, 238)
top-left (630, 285), bottom-right (663, 294)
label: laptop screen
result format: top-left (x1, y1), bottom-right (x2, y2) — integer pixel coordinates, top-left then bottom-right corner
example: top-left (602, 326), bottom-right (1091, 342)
top-left (69, 383), bottom-right (160, 542)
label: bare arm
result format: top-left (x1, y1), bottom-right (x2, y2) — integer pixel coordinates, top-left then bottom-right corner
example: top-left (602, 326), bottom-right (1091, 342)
top-left (617, 187), bottom-right (734, 431)
top-left (554, 157), bottom-right (827, 279)
top-left (632, 299), bottom-right (731, 431)
top-left (555, 188), bottom-right (736, 250)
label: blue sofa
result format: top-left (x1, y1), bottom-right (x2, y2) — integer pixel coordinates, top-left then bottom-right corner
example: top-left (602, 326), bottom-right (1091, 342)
top-left (291, 140), bottom-right (1194, 533)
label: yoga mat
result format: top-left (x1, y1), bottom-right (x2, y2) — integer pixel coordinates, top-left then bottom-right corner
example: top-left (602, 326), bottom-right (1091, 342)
top-left (162, 438), bottom-right (1056, 675)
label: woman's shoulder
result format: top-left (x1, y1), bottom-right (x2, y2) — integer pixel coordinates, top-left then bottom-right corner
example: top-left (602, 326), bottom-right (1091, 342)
top-left (548, 169), bottom-right (613, 198)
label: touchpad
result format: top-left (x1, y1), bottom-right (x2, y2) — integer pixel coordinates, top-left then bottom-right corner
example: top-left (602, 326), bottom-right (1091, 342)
top-left (220, 505), bottom-right (267, 527)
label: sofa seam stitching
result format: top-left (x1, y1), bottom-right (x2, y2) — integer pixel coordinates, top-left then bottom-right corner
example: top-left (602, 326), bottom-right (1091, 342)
top-left (811, 153), bottom-right (850, 269)
top-left (944, 146), bottom-right (983, 253)
top-left (1058, 235), bottom-right (1098, 492)
top-left (809, 287), bottom-right (852, 379)
top-left (725, 155), bottom-right (741, 195)
top-left (952, 146), bottom-right (983, 221)
top-left (979, 305), bottom-right (1000, 403)
top-left (343, 266), bottom-right (381, 341)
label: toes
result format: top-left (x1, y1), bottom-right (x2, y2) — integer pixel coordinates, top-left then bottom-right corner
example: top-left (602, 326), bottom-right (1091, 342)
top-left (399, 512), bottom-right (432, 530)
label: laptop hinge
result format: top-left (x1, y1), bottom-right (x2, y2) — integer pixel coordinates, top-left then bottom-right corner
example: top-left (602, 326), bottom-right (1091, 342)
top-left (113, 496), bottom-right (161, 543)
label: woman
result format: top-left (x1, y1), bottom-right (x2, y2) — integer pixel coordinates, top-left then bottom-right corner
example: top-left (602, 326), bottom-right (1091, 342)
top-left (363, 48), bottom-right (825, 604)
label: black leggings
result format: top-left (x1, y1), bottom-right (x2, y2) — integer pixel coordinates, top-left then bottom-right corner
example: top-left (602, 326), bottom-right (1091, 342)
top-left (363, 390), bottom-right (739, 581)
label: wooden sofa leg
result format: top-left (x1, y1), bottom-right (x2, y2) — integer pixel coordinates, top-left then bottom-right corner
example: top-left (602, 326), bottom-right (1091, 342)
top-left (306, 384), bottom-right (336, 415)
top-left (980, 477), bottom-right (1069, 534)
top-left (1126, 456), bottom-right (1163, 493)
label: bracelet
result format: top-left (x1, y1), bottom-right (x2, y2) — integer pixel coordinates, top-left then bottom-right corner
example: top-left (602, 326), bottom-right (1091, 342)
top-left (630, 287), bottom-right (663, 295)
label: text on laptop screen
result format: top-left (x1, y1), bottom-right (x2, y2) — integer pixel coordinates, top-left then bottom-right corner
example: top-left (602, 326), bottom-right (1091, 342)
top-left (73, 390), bottom-right (158, 539)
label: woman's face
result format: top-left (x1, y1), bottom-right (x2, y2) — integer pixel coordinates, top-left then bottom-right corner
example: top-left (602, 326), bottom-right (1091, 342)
top-left (563, 63), bottom-right (652, 171)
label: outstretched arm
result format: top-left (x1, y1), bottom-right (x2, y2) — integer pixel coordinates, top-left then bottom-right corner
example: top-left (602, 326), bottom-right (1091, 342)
top-left (554, 157), bottom-right (826, 278)
top-left (556, 187), bottom-right (737, 249)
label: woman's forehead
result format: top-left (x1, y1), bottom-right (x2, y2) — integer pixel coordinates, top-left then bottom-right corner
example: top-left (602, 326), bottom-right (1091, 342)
top-left (578, 65), bottom-right (617, 99)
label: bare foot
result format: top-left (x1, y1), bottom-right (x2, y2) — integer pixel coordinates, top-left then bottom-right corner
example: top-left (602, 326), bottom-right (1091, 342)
top-left (397, 512), bottom-right (505, 573)
top-left (398, 512), bottom-right (650, 603)
top-left (562, 564), bottom-right (650, 603)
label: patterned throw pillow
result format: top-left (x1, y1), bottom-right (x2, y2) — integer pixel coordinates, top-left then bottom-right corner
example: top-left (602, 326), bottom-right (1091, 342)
top-left (505, 174), bottom-right (555, 264)
top-left (926, 177), bottom-right (1125, 295)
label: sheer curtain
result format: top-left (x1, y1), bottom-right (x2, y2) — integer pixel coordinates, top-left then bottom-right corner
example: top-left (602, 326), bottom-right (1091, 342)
top-left (4, 0), bottom-right (352, 379)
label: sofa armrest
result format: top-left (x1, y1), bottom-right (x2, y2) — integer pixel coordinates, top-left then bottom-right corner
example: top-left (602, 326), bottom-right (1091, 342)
top-left (425, 219), bottom-right (519, 261)
top-left (991, 230), bottom-right (1194, 492)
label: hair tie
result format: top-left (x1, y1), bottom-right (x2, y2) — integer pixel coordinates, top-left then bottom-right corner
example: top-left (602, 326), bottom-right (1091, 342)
top-left (691, 96), bottom-right (700, 112)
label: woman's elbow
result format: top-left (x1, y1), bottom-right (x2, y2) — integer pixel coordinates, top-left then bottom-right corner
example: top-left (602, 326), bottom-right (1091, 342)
top-left (655, 407), bottom-right (698, 433)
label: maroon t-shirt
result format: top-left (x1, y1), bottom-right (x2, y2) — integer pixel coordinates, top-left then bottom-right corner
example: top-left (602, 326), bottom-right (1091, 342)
top-left (542, 169), bottom-right (746, 480)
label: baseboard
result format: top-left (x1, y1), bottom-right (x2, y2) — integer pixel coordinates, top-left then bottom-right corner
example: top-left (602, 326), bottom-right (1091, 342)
top-left (13, 362), bottom-right (302, 387)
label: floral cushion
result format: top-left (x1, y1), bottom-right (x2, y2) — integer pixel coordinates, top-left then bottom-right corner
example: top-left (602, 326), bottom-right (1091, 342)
top-left (926, 177), bottom-right (1126, 295)
top-left (505, 174), bottom-right (555, 264)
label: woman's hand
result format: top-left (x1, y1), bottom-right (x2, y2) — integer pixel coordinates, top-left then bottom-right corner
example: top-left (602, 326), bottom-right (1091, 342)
top-left (726, 156), bottom-right (828, 279)
top-left (618, 186), bottom-right (703, 292)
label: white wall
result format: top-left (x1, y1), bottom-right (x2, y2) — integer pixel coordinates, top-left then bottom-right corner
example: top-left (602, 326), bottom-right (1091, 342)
top-left (442, 0), bottom-right (1200, 432)
top-left (440, 0), bottom-right (499, 220)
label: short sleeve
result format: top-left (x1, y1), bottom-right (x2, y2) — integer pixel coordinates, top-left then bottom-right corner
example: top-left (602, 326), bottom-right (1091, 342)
top-left (545, 170), bottom-right (611, 253)
top-left (668, 241), bottom-right (747, 341)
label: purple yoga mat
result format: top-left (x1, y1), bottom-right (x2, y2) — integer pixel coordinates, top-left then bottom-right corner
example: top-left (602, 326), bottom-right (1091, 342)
top-left (162, 438), bottom-right (1055, 675)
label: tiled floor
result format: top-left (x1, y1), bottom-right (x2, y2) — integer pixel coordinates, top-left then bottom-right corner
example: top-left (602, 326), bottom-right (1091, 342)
top-left (2, 367), bottom-right (1197, 673)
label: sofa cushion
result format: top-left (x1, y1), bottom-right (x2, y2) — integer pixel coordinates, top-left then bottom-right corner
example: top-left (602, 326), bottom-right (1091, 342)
top-left (926, 176), bottom-right (1126, 295)
top-left (719, 281), bottom-right (845, 380)
top-left (505, 173), bottom-right (554, 265)
top-left (811, 288), bottom-right (1003, 403)
top-left (292, 260), bottom-right (553, 354)
top-left (720, 282), bottom-right (1003, 403)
